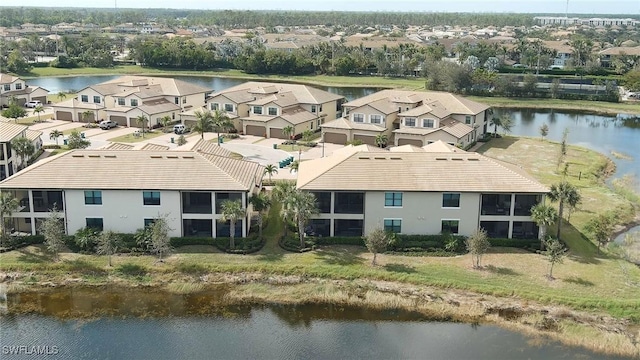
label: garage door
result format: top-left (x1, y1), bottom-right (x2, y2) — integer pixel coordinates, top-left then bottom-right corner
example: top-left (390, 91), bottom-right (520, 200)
top-left (397, 138), bottom-right (424, 147)
top-left (354, 134), bottom-right (376, 146)
top-left (129, 118), bottom-right (142, 128)
top-left (245, 125), bottom-right (265, 137)
top-left (56, 111), bottom-right (73, 121)
top-left (110, 115), bottom-right (127, 127)
top-left (269, 128), bottom-right (285, 139)
top-left (78, 112), bottom-right (95, 122)
top-left (32, 96), bottom-right (47, 104)
top-left (323, 132), bottom-right (348, 145)
top-left (15, 98), bottom-right (26, 106)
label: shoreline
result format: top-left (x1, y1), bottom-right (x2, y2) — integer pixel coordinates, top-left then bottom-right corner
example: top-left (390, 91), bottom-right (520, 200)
top-left (25, 69), bottom-right (640, 115)
top-left (2, 273), bottom-right (639, 358)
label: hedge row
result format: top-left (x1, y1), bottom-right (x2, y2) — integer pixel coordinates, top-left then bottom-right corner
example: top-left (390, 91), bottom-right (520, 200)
top-left (489, 238), bottom-right (540, 251)
top-left (279, 236), bottom-right (314, 253)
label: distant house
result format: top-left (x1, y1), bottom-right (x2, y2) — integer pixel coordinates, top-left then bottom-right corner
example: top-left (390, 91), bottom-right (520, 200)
top-left (182, 82), bottom-right (344, 139)
top-left (599, 46), bottom-right (640, 68)
top-left (51, 76), bottom-right (211, 128)
top-left (0, 150), bottom-right (264, 237)
top-left (0, 73), bottom-right (49, 108)
top-left (0, 122), bottom-right (43, 181)
top-left (297, 145), bottom-right (548, 239)
top-left (321, 90), bottom-right (490, 148)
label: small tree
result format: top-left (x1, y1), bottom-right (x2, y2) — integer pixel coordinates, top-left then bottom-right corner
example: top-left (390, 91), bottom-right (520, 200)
top-left (375, 133), bottom-right (388, 148)
top-left (212, 109), bottom-right (234, 146)
top-left (556, 128), bottom-right (569, 171)
top-left (49, 129), bottom-right (63, 145)
top-left (33, 105), bottom-right (45, 123)
top-left (548, 181), bottom-right (581, 239)
top-left (96, 230), bottom-right (120, 267)
top-left (40, 206), bottom-right (65, 261)
top-left (56, 92), bottom-right (67, 102)
top-left (499, 114), bottom-right (514, 135)
top-left (542, 237), bottom-right (567, 280)
top-left (263, 164), bottom-right (278, 183)
top-left (365, 227), bottom-right (391, 265)
top-left (74, 226), bottom-right (99, 253)
top-left (466, 228), bottom-right (491, 269)
top-left (489, 116), bottom-right (502, 137)
top-left (193, 109), bottom-right (214, 139)
top-left (248, 193), bottom-right (271, 240)
top-left (550, 78), bottom-right (561, 99)
top-left (2, 102), bottom-right (27, 122)
top-left (289, 160), bottom-right (299, 173)
top-left (67, 130), bottom-right (90, 149)
top-left (283, 190), bottom-right (318, 249)
top-left (530, 202), bottom-right (558, 249)
top-left (161, 115), bottom-right (172, 133)
top-left (302, 129), bottom-right (314, 143)
top-left (136, 115), bottom-right (149, 138)
top-left (0, 192), bottom-right (19, 245)
top-left (177, 135), bottom-right (187, 146)
top-left (585, 213), bottom-right (615, 253)
top-left (10, 137), bottom-right (35, 170)
top-left (282, 125), bottom-right (294, 140)
top-left (539, 123), bottom-right (549, 141)
top-left (149, 214), bottom-right (172, 261)
top-left (219, 199), bottom-right (245, 249)
top-left (82, 110), bottom-right (94, 126)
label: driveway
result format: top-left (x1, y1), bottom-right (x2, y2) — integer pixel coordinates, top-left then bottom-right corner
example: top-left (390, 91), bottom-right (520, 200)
top-left (221, 143), bottom-right (292, 166)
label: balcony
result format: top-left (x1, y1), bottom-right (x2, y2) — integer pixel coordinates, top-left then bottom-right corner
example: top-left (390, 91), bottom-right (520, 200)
top-left (182, 192), bottom-right (212, 214)
top-left (333, 192), bottom-right (364, 214)
top-left (514, 195), bottom-right (541, 216)
top-left (310, 192), bottom-right (331, 214)
top-left (215, 192), bottom-right (242, 214)
top-left (481, 194), bottom-right (511, 216)
top-left (32, 190), bottom-right (64, 212)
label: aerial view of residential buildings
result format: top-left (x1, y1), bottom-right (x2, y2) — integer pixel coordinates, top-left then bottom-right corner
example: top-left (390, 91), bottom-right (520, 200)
top-left (0, 2), bottom-right (639, 359)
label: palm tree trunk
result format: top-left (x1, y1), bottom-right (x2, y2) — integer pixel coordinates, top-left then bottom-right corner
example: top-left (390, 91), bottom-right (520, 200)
top-left (556, 202), bottom-right (564, 239)
top-left (258, 214), bottom-right (263, 239)
top-left (540, 225), bottom-right (547, 250)
top-left (298, 220), bottom-right (305, 248)
top-left (230, 222), bottom-right (235, 249)
top-left (217, 130), bottom-right (220, 146)
top-left (549, 263), bottom-right (554, 279)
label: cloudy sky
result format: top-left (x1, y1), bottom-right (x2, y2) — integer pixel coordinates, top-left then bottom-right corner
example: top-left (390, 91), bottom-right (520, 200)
top-left (2, 0), bottom-right (638, 14)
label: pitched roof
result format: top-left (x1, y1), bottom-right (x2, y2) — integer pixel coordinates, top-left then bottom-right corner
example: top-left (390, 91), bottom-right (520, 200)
top-left (422, 140), bottom-right (462, 152)
top-left (0, 122), bottom-right (27, 142)
top-left (320, 117), bottom-right (386, 132)
top-left (297, 151), bottom-right (548, 193)
top-left (0, 73), bottom-right (19, 84)
top-left (0, 150), bottom-right (263, 191)
top-left (191, 138), bottom-right (234, 158)
top-left (25, 129), bottom-right (42, 142)
top-left (343, 90), bottom-right (489, 115)
top-left (103, 143), bottom-right (134, 150)
top-left (138, 98), bottom-right (181, 115)
top-left (599, 46), bottom-right (640, 56)
top-left (86, 75), bottom-right (211, 97)
top-left (54, 98), bottom-right (103, 110)
top-left (210, 81), bottom-right (343, 105)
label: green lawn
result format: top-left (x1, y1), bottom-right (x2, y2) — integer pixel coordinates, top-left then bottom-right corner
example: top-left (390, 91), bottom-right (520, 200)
top-left (108, 130), bottom-right (164, 143)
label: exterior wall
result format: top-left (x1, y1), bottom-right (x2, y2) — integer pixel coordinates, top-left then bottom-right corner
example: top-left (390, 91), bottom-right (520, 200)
top-left (363, 191), bottom-right (481, 236)
top-left (64, 189), bottom-right (183, 237)
top-left (77, 88), bottom-right (107, 107)
top-left (349, 105), bottom-right (391, 128)
top-left (179, 93), bottom-right (207, 111)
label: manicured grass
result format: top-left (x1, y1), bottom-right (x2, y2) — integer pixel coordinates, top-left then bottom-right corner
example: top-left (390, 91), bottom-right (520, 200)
top-left (108, 130), bottom-right (164, 143)
top-left (46, 92), bottom-right (77, 104)
top-left (11, 113), bottom-right (54, 125)
top-left (468, 96), bottom-right (640, 115)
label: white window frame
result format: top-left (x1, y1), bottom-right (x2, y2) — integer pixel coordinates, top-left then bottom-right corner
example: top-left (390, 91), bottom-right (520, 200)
top-left (370, 114), bottom-right (382, 124)
top-left (210, 103), bottom-right (219, 111)
top-left (352, 113), bottom-right (364, 123)
top-left (253, 106), bottom-right (263, 115)
top-left (384, 192), bottom-right (403, 208)
top-left (405, 118), bottom-right (416, 127)
top-left (422, 119), bottom-right (434, 128)
top-left (383, 218), bottom-right (402, 233)
top-left (268, 107), bottom-right (278, 116)
top-left (224, 103), bottom-right (234, 113)
top-left (117, 98), bottom-right (125, 106)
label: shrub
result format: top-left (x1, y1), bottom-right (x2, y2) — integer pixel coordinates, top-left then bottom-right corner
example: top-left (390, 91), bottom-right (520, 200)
top-left (170, 237), bottom-right (216, 247)
top-left (42, 144), bottom-right (61, 149)
top-left (279, 235), bottom-right (314, 252)
top-left (489, 238), bottom-right (540, 251)
top-left (313, 236), bottom-right (365, 246)
top-left (282, 140), bottom-right (297, 145)
top-left (214, 236), bottom-right (264, 254)
top-left (116, 263), bottom-right (147, 276)
top-left (223, 133), bottom-right (239, 139)
top-left (176, 263), bottom-right (208, 275)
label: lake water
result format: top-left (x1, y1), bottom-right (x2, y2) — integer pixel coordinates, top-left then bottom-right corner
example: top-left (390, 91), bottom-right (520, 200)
top-left (0, 286), bottom-right (624, 360)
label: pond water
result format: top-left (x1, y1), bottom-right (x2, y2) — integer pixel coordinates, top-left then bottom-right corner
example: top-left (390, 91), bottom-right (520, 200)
top-left (0, 286), bottom-right (625, 360)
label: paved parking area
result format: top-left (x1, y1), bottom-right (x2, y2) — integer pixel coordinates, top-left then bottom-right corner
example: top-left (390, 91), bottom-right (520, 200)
top-left (221, 143), bottom-right (292, 166)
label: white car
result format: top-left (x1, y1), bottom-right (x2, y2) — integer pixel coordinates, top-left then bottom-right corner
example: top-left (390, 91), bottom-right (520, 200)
top-left (25, 100), bottom-right (42, 108)
top-left (99, 120), bottom-right (118, 130)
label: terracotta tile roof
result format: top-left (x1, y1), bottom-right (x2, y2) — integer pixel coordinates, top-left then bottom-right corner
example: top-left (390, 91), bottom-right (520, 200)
top-left (211, 81), bottom-right (343, 105)
top-left (422, 140), bottom-right (462, 152)
top-left (103, 143), bottom-right (134, 150)
top-left (139, 143), bottom-right (170, 151)
top-left (25, 129), bottom-right (42, 142)
top-left (321, 117), bottom-right (386, 132)
top-left (0, 122), bottom-right (27, 142)
top-left (87, 76), bottom-right (211, 96)
top-left (0, 73), bottom-right (20, 84)
top-left (0, 150), bottom-right (263, 191)
top-left (297, 151), bottom-right (548, 193)
top-left (54, 98), bottom-right (104, 110)
top-left (599, 46), bottom-right (640, 56)
top-left (191, 138), bottom-right (234, 158)
top-left (343, 90), bottom-right (488, 115)
top-left (440, 119), bottom-right (474, 138)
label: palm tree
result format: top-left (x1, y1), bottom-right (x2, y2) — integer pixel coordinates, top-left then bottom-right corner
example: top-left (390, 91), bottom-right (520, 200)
top-left (160, 115), bottom-right (172, 133)
top-left (282, 125), bottom-right (294, 140)
top-left (0, 192), bottom-right (19, 243)
top-left (375, 133), bottom-right (388, 148)
top-left (33, 105), bottom-right (45, 123)
top-left (302, 129), bottom-right (314, 143)
top-left (49, 129), bottom-right (63, 145)
top-left (82, 110), bottom-right (94, 126)
top-left (272, 180), bottom-right (297, 237)
top-left (135, 115), bottom-right (149, 138)
top-left (530, 202), bottom-right (558, 248)
top-left (548, 181), bottom-right (581, 240)
top-left (193, 109), bottom-right (214, 140)
top-left (263, 164), bottom-right (278, 183)
top-left (489, 116), bottom-right (502, 137)
top-left (282, 190), bottom-right (318, 248)
top-left (290, 160), bottom-right (299, 173)
top-left (56, 92), bottom-right (67, 102)
top-left (212, 109), bottom-right (234, 146)
top-left (248, 193), bottom-right (271, 239)
top-left (500, 114), bottom-right (514, 135)
top-left (10, 137), bottom-right (35, 170)
top-left (219, 199), bottom-right (245, 250)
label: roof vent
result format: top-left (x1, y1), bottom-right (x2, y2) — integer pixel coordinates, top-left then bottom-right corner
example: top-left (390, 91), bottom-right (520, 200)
top-left (468, 158), bottom-right (480, 161)
top-left (150, 155), bottom-right (163, 159)
top-left (435, 157), bottom-right (447, 161)
top-left (390, 157), bottom-right (402, 160)
top-left (451, 158), bottom-right (463, 161)
top-left (166, 155), bottom-right (178, 159)
top-left (88, 155), bottom-right (100, 158)
top-left (374, 157), bottom-right (386, 160)
top-left (358, 156), bottom-right (370, 160)
top-left (71, 154), bottom-right (84, 158)
top-left (104, 155), bottom-right (117, 158)
top-left (182, 155), bottom-right (194, 159)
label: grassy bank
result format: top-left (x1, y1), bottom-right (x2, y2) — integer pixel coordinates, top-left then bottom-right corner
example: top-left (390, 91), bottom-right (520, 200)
top-left (23, 66), bottom-right (639, 114)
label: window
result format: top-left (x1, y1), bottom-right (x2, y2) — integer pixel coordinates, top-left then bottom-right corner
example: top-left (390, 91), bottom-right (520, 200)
top-left (81, 95), bottom-right (89, 102)
top-left (334, 192), bottom-right (364, 214)
top-left (86, 218), bottom-right (104, 231)
top-left (384, 219), bottom-right (402, 233)
top-left (3, 84), bottom-right (10, 91)
top-left (268, 107), bottom-right (278, 116)
top-left (117, 98), bottom-right (125, 106)
top-left (143, 191), bottom-right (160, 206)
top-left (442, 193), bottom-right (460, 208)
top-left (182, 98), bottom-right (186, 104)
top-left (465, 115), bottom-right (472, 125)
top-left (353, 113), bottom-right (364, 123)
top-left (253, 106), bottom-right (263, 115)
top-left (311, 192), bottom-right (331, 213)
top-left (384, 192), bottom-right (403, 207)
top-left (174, 97), bottom-right (179, 104)
top-left (441, 220), bottom-right (459, 234)
top-left (93, 96), bottom-right (101, 104)
top-left (405, 118), bottom-right (416, 127)
top-left (210, 103), bottom-right (219, 111)
top-left (15, 83), bottom-right (22, 90)
top-left (84, 191), bottom-right (102, 205)
top-left (370, 114), bottom-right (382, 124)
top-left (144, 218), bottom-right (155, 227)
top-left (130, 99), bottom-right (138, 106)
top-left (224, 103), bottom-right (234, 112)
top-left (311, 105), bottom-right (317, 113)
top-left (422, 119), bottom-right (434, 128)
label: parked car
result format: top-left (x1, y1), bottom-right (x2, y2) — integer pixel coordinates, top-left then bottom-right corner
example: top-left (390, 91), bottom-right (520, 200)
top-left (25, 100), bottom-right (42, 108)
top-left (173, 124), bottom-right (187, 134)
top-left (99, 120), bottom-right (118, 130)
